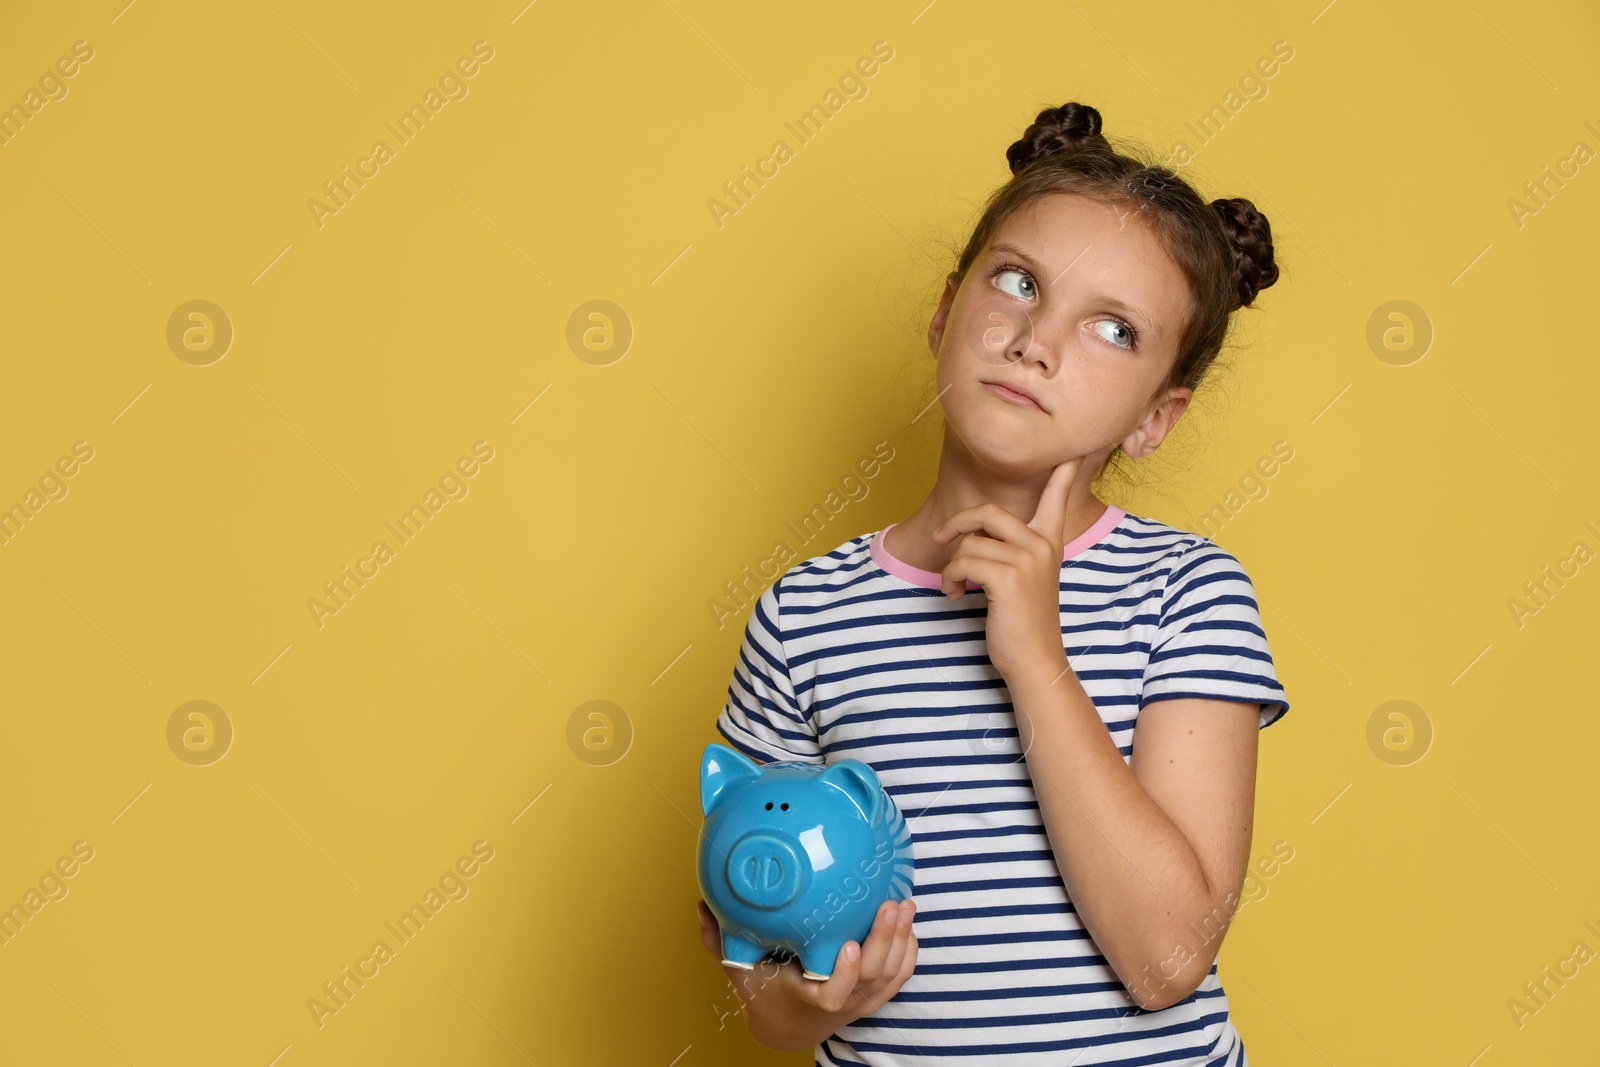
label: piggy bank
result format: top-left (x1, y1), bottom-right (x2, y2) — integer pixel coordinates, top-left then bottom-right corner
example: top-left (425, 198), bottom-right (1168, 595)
top-left (697, 743), bottom-right (915, 981)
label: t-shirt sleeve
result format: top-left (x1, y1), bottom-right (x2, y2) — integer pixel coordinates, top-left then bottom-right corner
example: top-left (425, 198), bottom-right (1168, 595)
top-left (715, 581), bottom-right (823, 762)
top-left (1141, 539), bottom-right (1290, 729)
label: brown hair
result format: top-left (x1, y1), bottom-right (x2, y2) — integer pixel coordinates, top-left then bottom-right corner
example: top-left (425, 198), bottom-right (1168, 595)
top-left (949, 101), bottom-right (1280, 483)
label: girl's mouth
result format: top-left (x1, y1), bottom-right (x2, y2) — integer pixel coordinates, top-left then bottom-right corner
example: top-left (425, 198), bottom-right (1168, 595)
top-left (983, 381), bottom-right (1045, 411)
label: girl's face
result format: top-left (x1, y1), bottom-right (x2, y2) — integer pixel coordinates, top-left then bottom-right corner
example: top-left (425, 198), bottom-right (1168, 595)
top-left (928, 193), bottom-right (1196, 479)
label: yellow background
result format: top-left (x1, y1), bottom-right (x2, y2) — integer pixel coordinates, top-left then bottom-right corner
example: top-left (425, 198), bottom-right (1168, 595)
top-left (1, 0), bottom-right (1597, 1063)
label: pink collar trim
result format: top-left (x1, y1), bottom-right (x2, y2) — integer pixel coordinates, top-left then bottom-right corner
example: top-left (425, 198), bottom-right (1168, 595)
top-left (869, 504), bottom-right (1126, 591)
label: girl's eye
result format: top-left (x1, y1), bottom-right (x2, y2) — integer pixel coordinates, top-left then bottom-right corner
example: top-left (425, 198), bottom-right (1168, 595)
top-left (984, 260), bottom-right (1141, 351)
top-left (1093, 318), bottom-right (1139, 350)
top-left (988, 264), bottom-right (1036, 301)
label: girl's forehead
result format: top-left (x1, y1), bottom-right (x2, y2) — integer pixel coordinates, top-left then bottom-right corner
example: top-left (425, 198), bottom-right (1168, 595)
top-left (1001, 194), bottom-right (1162, 250)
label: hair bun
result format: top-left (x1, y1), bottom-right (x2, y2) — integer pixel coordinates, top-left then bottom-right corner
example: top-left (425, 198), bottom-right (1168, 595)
top-left (1005, 102), bottom-right (1105, 174)
top-left (1210, 197), bottom-right (1279, 309)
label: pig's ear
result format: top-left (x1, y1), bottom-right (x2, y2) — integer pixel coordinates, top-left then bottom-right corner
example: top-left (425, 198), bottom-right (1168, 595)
top-left (820, 759), bottom-right (884, 827)
top-left (701, 744), bottom-right (764, 816)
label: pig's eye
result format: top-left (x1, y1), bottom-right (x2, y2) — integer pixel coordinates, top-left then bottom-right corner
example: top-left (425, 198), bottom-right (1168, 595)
top-left (765, 802), bottom-right (773, 810)
top-left (781, 803), bottom-right (789, 811)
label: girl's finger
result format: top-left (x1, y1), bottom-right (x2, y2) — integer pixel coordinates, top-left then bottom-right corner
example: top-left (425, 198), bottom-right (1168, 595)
top-left (894, 931), bottom-right (919, 990)
top-left (808, 941), bottom-right (862, 1015)
top-left (1025, 458), bottom-right (1083, 545)
top-left (947, 532), bottom-right (1019, 566)
top-left (697, 900), bottom-right (720, 957)
top-left (940, 559), bottom-right (969, 600)
top-left (880, 900), bottom-right (915, 979)
top-left (940, 534), bottom-right (1010, 598)
top-left (940, 555), bottom-right (1006, 601)
top-left (856, 900), bottom-right (901, 979)
top-left (933, 502), bottom-right (1036, 548)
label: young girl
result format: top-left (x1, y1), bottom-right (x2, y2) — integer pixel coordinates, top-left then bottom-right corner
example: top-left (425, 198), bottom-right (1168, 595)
top-left (697, 101), bottom-right (1289, 1066)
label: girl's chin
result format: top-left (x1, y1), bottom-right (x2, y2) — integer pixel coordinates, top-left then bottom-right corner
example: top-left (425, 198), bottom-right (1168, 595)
top-left (947, 423), bottom-right (1101, 477)
top-left (952, 436), bottom-right (1063, 477)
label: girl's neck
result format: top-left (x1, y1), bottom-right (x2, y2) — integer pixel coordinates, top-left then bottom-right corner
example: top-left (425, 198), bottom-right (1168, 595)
top-left (884, 437), bottom-right (1111, 575)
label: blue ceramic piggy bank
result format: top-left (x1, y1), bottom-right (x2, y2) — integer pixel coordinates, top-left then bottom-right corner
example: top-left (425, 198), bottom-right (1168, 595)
top-left (698, 743), bottom-right (915, 981)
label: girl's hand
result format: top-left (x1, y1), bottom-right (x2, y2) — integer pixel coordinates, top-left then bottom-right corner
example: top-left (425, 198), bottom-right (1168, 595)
top-left (932, 458), bottom-right (1083, 683)
top-left (697, 897), bottom-right (918, 1042)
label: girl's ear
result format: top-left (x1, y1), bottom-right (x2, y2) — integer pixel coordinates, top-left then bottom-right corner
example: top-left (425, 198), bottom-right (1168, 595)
top-left (1122, 388), bottom-right (1192, 458)
top-left (927, 271), bottom-right (962, 357)
top-left (701, 744), bottom-right (764, 816)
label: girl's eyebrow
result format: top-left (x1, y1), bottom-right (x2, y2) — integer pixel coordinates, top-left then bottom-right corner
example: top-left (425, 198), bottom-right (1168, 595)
top-left (987, 241), bottom-right (1162, 338)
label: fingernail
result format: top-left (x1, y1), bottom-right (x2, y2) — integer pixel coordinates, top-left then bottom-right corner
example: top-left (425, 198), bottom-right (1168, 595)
top-left (846, 943), bottom-right (860, 961)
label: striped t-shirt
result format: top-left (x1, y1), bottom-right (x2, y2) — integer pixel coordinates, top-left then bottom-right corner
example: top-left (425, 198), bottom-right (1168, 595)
top-left (715, 503), bottom-right (1289, 1066)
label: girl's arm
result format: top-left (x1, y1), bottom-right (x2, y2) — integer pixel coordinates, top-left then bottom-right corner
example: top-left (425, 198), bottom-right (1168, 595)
top-left (1005, 665), bottom-right (1259, 1010)
top-left (929, 466), bottom-right (1266, 1011)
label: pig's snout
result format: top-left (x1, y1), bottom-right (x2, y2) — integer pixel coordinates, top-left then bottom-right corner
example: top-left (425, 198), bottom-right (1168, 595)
top-left (726, 832), bottom-right (807, 909)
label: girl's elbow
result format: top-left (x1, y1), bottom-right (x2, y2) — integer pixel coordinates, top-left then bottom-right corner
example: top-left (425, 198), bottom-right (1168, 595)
top-left (1114, 953), bottom-right (1209, 1012)
top-left (1131, 977), bottom-right (1203, 1012)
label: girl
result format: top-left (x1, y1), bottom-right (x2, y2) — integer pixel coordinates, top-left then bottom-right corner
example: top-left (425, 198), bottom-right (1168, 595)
top-left (698, 101), bottom-right (1289, 1066)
